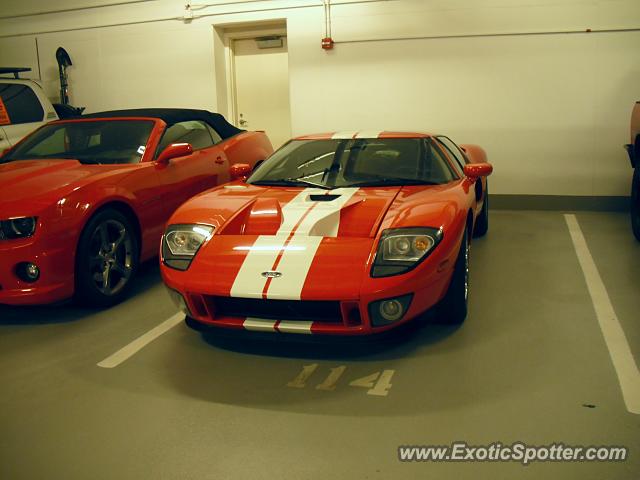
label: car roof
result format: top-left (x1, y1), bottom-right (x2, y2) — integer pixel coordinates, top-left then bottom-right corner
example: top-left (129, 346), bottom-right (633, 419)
top-left (81, 108), bottom-right (243, 139)
top-left (293, 131), bottom-right (435, 140)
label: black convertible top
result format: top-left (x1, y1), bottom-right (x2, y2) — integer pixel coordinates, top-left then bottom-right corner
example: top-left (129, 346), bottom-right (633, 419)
top-left (82, 108), bottom-right (244, 139)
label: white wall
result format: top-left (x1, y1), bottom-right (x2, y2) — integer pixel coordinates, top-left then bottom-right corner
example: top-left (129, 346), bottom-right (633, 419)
top-left (1, 0), bottom-right (639, 196)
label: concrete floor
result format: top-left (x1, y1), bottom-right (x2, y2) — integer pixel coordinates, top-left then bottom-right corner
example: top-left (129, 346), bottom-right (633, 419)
top-left (0, 211), bottom-right (639, 479)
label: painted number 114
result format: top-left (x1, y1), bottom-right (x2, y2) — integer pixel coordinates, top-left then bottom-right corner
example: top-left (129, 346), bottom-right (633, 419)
top-left (286, 364), bottom-right (395, 397)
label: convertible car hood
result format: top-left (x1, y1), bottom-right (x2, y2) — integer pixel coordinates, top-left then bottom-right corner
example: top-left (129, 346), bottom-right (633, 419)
top-left (0, 159), bottom-right (127, 212)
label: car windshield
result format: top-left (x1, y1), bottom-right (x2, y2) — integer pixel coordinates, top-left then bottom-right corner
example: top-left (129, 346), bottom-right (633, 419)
top-left (247, 138), bottom-right (458, 189)
top-left (1, 120), bottom-right (154, 165)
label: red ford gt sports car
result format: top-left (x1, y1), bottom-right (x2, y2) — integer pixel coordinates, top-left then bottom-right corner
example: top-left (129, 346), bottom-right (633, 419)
top-left (0, 108), bottom-right (273, 306)
top-left (161, 131), bottom-right (493, 336)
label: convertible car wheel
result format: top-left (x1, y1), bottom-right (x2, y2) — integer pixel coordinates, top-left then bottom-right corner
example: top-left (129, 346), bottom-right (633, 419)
top-left (75, 209), bottom-right (139, 306)
top-left (632, 167), bottom-right (640, 242)
top-left (436, 227), bottom-right (469, 325)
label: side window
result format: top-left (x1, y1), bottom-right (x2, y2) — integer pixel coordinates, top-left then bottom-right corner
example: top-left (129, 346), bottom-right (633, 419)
top-left (0, 83), bottom-right (45, 125)
top-left (436, 136), bottom-right (467, 175)
top-left (205, 124), bottom-right (223, 144)
top-left (424, 139), bottom-right (458, 183)
top-left (28, 128), bottom-right (65, 155)
top-left (156, 120), bottom-right (215, 155)
top-left (348, 139), bottom-right (420, 179)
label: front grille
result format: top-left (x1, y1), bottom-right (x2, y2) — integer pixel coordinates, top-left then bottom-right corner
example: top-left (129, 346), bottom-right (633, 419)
top-left (206, 296), bottom-right (343, 323)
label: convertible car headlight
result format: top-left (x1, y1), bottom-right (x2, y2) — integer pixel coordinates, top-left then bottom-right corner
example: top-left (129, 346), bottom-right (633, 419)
top-left (0, 217), bottom-right (38, 240)
top-left (371, 227), bottom-right (443, 277)
top-left (162, 224), bottom-right (214, 271)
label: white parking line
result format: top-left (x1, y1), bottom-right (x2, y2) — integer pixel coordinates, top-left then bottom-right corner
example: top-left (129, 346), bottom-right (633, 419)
top-left (97, 313), bottom-right (184, 369)
top-left (565, 214), bottom-right (640, 414)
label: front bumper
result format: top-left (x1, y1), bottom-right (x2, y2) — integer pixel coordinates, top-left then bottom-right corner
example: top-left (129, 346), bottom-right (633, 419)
top-left (0, 235), bottom-right (74, 305)
top-left (162, 247), bottom-right (458, 336)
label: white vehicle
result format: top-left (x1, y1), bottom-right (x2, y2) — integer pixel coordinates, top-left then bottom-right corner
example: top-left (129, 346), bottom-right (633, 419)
top-left (0, 68), bottom-right (58, 151)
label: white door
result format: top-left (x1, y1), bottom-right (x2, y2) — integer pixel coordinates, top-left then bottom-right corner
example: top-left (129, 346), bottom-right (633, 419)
top-left (233, 37), bottom-right (291, 150)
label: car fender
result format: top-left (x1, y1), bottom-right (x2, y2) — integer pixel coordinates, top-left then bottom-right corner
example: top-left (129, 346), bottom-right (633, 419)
top-left (57, 184), bottom-right (141, 258)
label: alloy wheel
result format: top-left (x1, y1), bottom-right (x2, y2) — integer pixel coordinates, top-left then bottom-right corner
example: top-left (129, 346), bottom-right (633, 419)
top-left (88, 219), bottom-right (134, 296)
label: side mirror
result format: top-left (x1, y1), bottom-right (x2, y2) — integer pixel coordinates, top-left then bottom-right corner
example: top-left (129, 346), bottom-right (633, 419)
top-left (459, 144), bottom-right (488, 164)
top-left (156, 143), bottom-right (193, 164)
top-left (230, 163), bottom-right (252, 181)
top-left (464, 162), bottom-right (493, 179)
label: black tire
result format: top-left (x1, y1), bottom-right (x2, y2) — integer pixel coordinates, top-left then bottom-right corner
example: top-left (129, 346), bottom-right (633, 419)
top-left (75, 209), bottom-right (139, 307)
top-left (631, 167), bottom-right (640, 242)
top-left (436, 227), bottom-right (469, 325)
top-left (473, 182), bottom-right (489, 237)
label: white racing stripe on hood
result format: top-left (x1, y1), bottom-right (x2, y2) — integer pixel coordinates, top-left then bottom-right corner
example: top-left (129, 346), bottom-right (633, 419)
top-left (264, 235), bottom-right (324, 300)
top-left (230, 235), bottom-right (289, 299)
top-left (265, 187), bottom-right (358, 300)
top-left (230, 187), bottom-right (359, 300)
top-left (355, 130), bottom-right (383, 139)
top-left (230, 188), bottom-right (324, 298)
top-left (331, 131), bottom-right (357, 139)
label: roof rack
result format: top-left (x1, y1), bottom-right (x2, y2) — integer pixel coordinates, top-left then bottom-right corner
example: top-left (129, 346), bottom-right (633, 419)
top-left (0, 67), bottom-right (32, 79)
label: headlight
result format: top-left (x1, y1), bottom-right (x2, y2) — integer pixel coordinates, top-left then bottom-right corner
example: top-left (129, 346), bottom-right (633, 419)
top-left (371, 227), bottom-right (443, 277)
top-left (162, 224), bottom-right (214, 271)
top-left (0, 217), bottom-right (38, 240)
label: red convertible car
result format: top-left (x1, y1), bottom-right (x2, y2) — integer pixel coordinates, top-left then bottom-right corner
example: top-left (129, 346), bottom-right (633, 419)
top-left (160, 131), bottom-right (492, 335)
top-left (0, 108), bottom-right (273, 306)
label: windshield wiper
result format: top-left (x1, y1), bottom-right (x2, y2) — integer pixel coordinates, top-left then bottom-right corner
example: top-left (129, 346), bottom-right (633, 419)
top-left (344, 178), bottom-right (441, 187)
top-left (250, 178), bottom-right (332, 190)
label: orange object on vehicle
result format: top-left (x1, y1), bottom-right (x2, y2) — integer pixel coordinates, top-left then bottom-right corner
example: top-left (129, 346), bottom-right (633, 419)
top-left (0, 97), bottom-right (10, 125)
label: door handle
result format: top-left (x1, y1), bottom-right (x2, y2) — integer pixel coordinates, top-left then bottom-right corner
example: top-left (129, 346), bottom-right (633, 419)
top-left (215, 156), bottom-right (225, 165)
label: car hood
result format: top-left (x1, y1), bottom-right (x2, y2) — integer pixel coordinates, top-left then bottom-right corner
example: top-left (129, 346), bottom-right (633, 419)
top-left (172, 182), bottom-right (462, 236)
top-left (169, 182), bottom-right (462, 300)
top-left (0, 159), bottom-right (127, 213)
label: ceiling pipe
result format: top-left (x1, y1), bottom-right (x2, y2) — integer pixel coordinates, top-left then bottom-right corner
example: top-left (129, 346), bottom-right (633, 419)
top-left (0, 0), bottom-right (159, 20)
top-left (333, 27), bottom-right (640, 46)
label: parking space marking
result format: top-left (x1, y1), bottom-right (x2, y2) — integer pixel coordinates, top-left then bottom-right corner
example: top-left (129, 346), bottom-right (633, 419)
top-left (316, 366), bottom-right (347, 391)
top-left (286, 364), bottom-right (319, 388)
top-left (97, 313), bottom-right (184, 369)
top-left (565, 214), bottom-right (640, 414)
top-left (287, 365), bottom-right (396, 396)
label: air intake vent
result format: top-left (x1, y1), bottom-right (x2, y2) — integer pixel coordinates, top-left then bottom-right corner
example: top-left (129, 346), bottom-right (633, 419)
top-left (309, 194), bottom-right (340, 201)
top-left (206, 297), bottom-right (343, 323)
